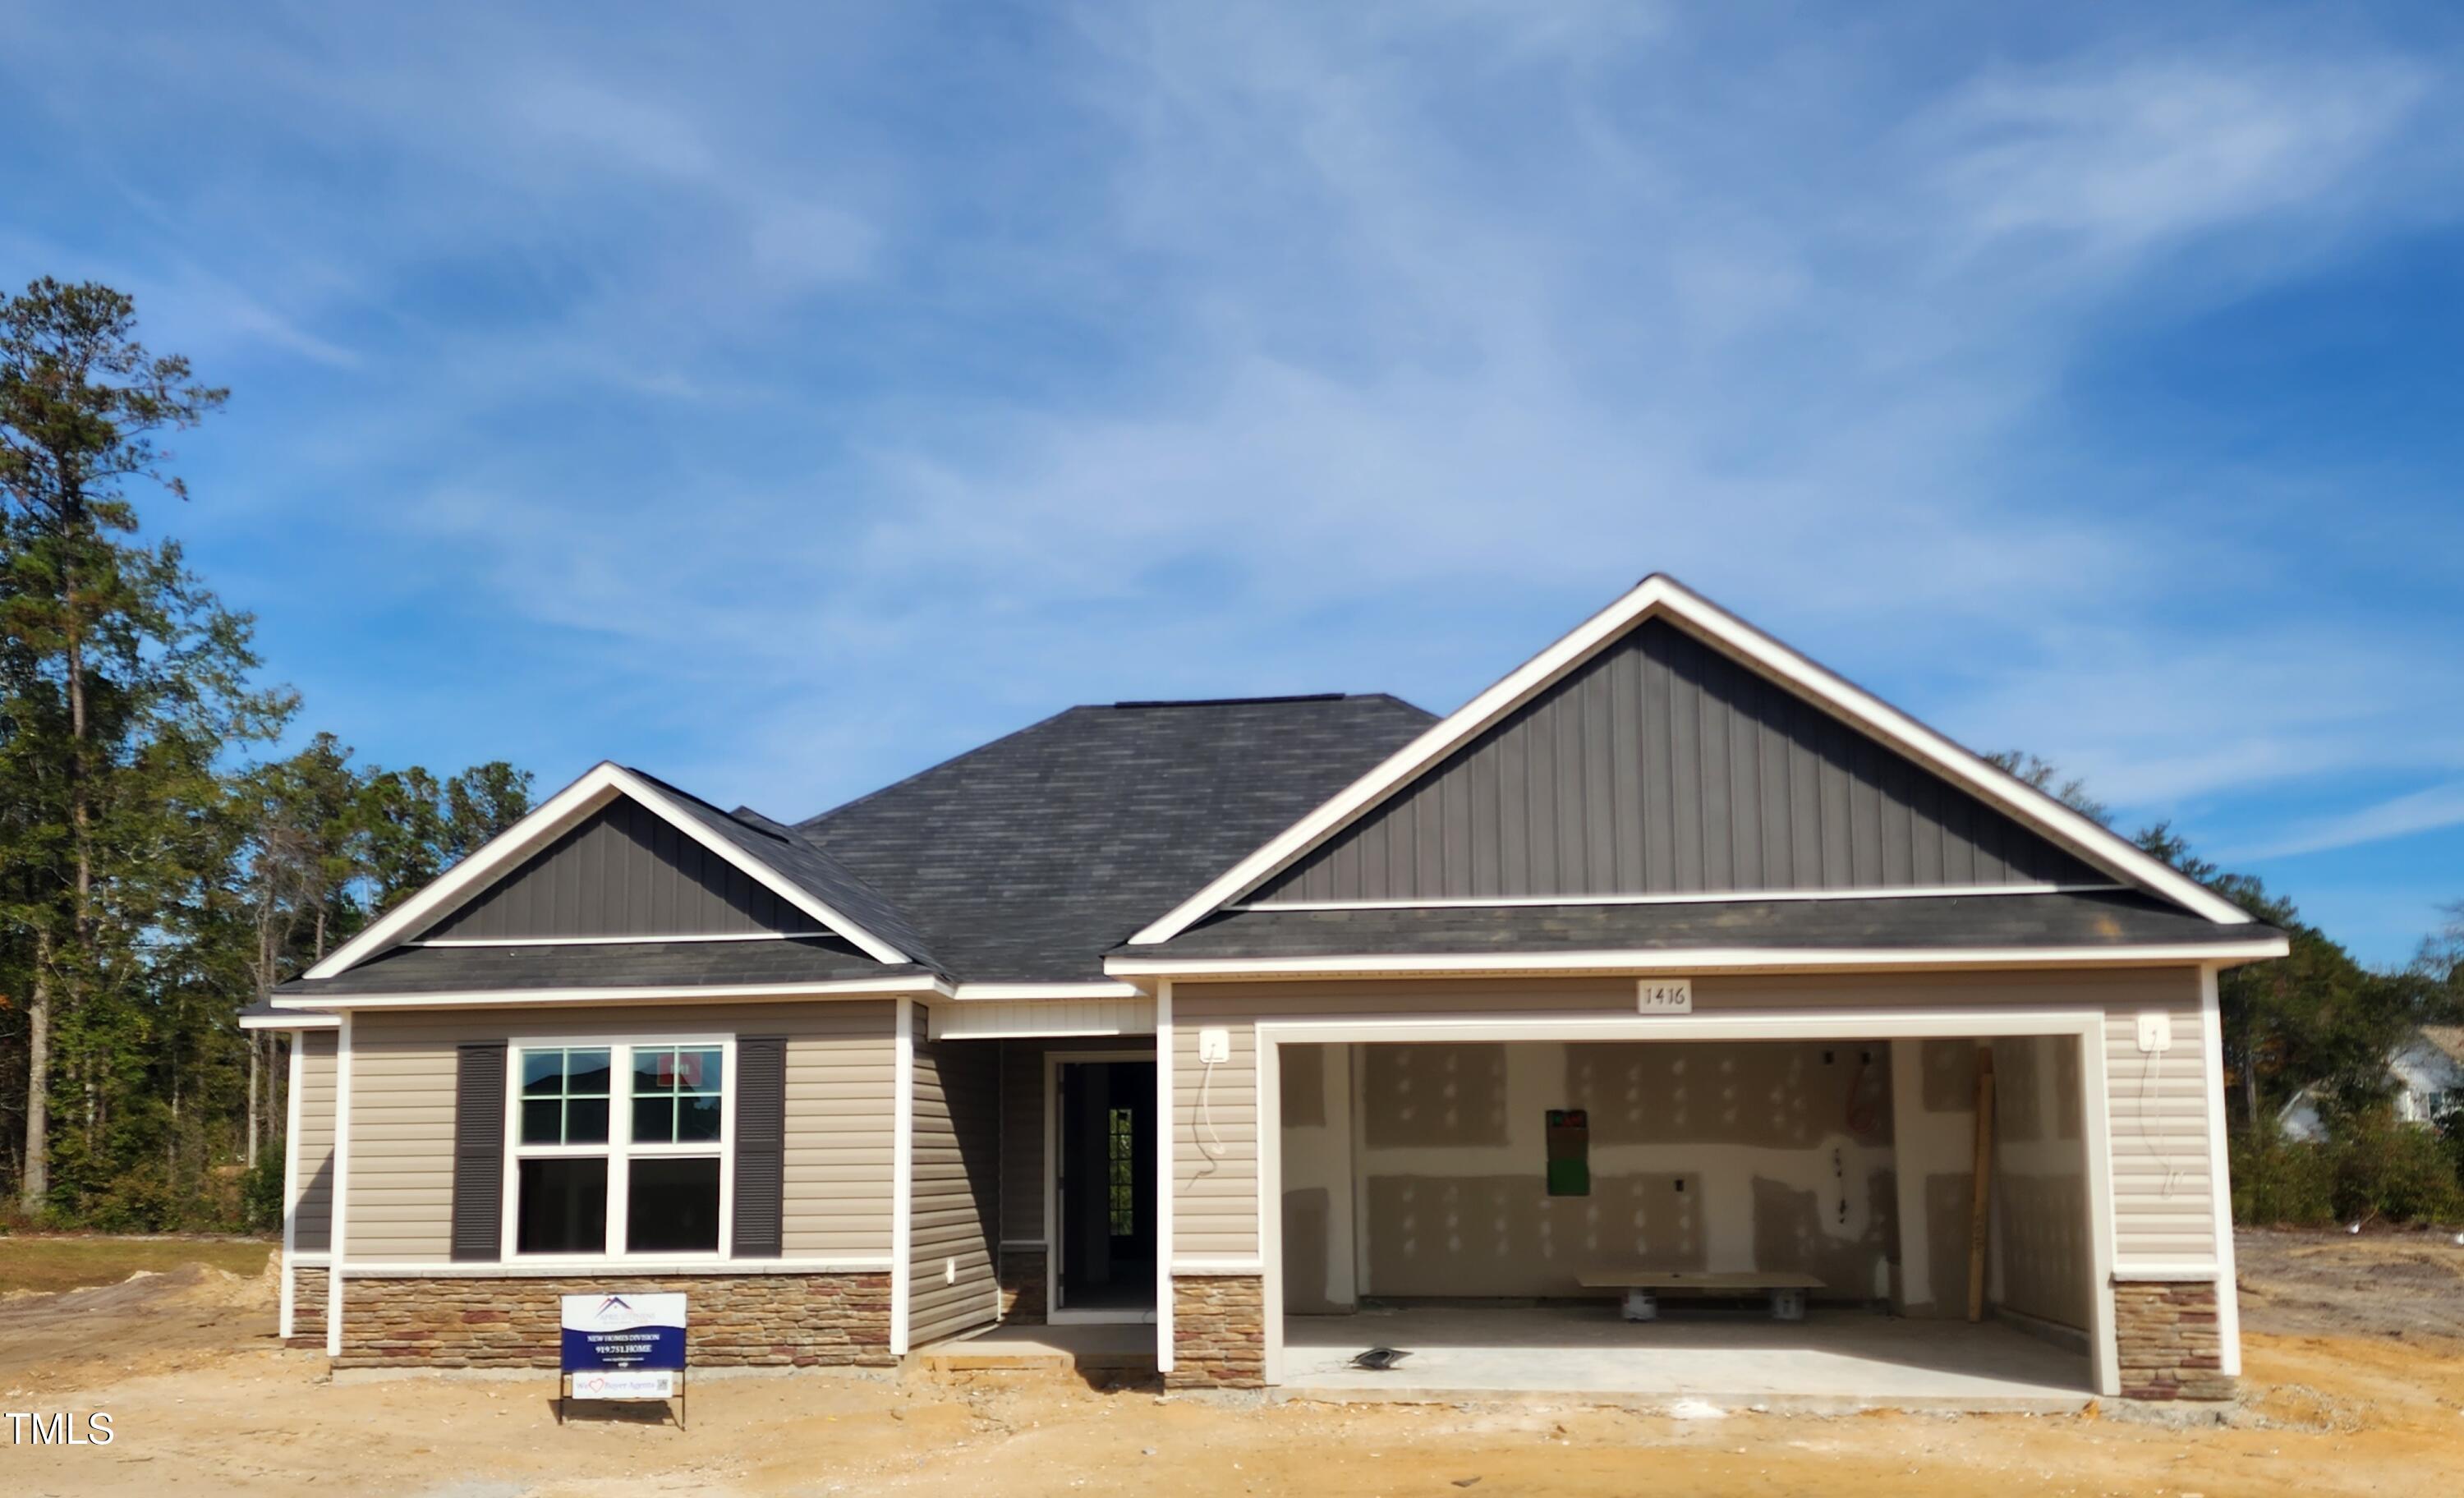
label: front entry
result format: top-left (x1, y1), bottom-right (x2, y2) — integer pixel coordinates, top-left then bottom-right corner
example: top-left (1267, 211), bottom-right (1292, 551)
top-left (1054, 1059), bottom-right (1156, 1318)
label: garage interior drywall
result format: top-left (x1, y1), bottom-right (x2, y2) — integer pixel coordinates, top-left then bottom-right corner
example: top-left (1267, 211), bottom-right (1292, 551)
top-left (1280, 1034), bottom-right (2089, 1332)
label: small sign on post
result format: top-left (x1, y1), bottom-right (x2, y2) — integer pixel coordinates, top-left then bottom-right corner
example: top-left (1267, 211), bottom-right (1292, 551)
top-left (560, 1292), bottom-right (689, 1429)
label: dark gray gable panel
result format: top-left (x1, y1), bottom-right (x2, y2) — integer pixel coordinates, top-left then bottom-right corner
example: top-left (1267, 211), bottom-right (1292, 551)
top-left (731, 1036), bottom-right (787, 1258)
top-left (450, 1041), bottom-right (508, 1262)
top-left (421, 796), bottom-right (827, 941)
top-left (1255, 618), bottom-right (2104, 903)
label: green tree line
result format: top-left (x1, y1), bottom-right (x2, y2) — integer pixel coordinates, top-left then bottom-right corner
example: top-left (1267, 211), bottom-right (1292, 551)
top-left (0, 278), bottom-right (531, 1229)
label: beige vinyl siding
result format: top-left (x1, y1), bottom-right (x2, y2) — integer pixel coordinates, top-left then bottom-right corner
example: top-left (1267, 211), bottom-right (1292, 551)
top-left (1171, 967), bottom-right (2218, 1271)
top-left (340, 1000), bottom-right (896, 1263)
top-left (2102, 998), bottom-right (2218, 1262)
top-left (908, 1039), bottom-right (1001, 1345)
top-left (292, 1031), bottom-right (338, 1254)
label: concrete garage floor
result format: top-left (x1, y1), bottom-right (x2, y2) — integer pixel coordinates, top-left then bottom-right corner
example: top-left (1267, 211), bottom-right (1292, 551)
top-left (1280, 1305), bottom-right (2094, 1413)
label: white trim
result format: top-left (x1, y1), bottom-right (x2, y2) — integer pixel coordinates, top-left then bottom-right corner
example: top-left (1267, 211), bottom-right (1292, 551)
top-left (1131, 576), bottom-right (2255, 945)
top-left (2198, 964), bottom-right (2243, 1377)
top-left (1235, 882), bottom-right (2129, 913)
top-left (1042, 1048), bottom-right (1161, 1324)
top-left (1170, 1257), bottom-right (1266, 1275)
top-left (274, 976), bottom-right (940, 1011)
top-left (1108, 940), bottom-right (2287, 980)
top-left (326, 1013), bottom-right (354, 1359)
top-left (306, 762), bottom-right (912, 981)
top-left (890, 997), bottom-right (914, 1357)
top-left (242, 1012), bottom-right (339, 1031)
top-left (280, 1033), bottom-right (305, 1339)
top-left (498, 1033), bottom-right (734, 1264)
top-left (1244, 1006), bottom-right (2125, 1397)
top-left (410, 931), bottom-right (821, 949)
top-left (1257, 1033), bottom-right (1282, 1383)
top-left (948, 981), bottom-right (1147, 1001)
top-left (338, 1257), bottom-right (893, 1278)
top-left (2078, 1022), bottom-right (2123, 1399)
top-left (1155, 980), bottom-right (1175, 1375)
top-left (2109, 1263), bottom-right (2225, 1283)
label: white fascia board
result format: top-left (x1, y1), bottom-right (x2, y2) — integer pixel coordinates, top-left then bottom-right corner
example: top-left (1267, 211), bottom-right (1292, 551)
top-left (1106, 936), bottom-right (2290, 980)
top-left (306, 761), bottom-right (912, 981)
top-left (1129, 575), bottom-right (2255, 944)
top-left (944, 981), bottom-right (1147, 1001)
top-left (241, 1012), bottom-right (340, 1031)
top-left (271, 976), bottom-right (948, 1011)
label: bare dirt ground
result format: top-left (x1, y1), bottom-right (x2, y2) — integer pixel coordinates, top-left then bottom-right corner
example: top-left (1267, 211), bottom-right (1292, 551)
top-left (6, 1233), bottom-right (2463, 1496)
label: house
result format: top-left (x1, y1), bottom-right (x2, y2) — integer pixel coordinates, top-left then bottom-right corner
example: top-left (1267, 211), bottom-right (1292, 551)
top-left (246, 576), bottom-right (2285, 1404)
top-left (2277, 1026), bottom-right (2464, 1142)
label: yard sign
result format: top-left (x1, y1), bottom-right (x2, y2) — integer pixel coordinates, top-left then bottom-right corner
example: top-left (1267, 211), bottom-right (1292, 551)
top-left (559, 1292), bottom-right (689, 1427)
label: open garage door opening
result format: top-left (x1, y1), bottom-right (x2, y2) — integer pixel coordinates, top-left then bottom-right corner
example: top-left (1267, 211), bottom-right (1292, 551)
top-left (1273, 1035), bottom-right (2101, 1408)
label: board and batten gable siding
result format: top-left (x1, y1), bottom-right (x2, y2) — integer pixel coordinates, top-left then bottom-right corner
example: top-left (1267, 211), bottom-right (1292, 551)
top-left (420, 796), bottom-right (826, 941)
top-left (1254, 618), bottom-right (2103, 905)
top-left (1169, 969), bottom-right (2217, 1271)
top-left (908, 1039), bottom-right (1001, 1345)
top-left (292, 1030), bottom-right (338, 1254)
top-left (339, 1001), bottom-right (895, 1262)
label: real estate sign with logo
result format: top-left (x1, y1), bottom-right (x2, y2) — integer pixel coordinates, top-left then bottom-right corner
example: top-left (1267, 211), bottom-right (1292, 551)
top-left (560, 1292), bottom-right (687, 1400)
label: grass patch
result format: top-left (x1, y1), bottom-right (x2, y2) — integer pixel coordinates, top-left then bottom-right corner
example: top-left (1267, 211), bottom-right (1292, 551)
top-left (0, 1235), bottom-right (275, 1295)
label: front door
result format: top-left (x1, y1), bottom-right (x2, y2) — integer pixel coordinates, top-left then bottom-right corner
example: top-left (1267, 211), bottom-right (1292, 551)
top-left (1056, 1059), bottom-right (1156, 1312)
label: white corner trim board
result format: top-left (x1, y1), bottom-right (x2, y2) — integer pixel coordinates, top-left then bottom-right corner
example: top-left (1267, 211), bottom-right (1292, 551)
top-left (890, 996), bottom-right (915, 1358)
top-left (1129, 575), bottom-right (2256, 946)
top-left (1155, 980), bottom-right (1175, 1376)
top-left (279, 1033), bottom-right (305, 1339)
top-left (325, 1012), bottom-right (354, 1359)
top-left (305, 761), bottom-right (912, 981)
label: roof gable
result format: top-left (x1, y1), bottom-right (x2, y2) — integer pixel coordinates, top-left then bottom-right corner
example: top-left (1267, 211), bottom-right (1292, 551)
top-left (418, 795), bottom-right (830, 941)
top-left (302, 762), bottom-right (921, 981)
top-left (1130, 576), bottom-right (2254, 944)
top-left (1251, 617), bottom-right (2104, 906)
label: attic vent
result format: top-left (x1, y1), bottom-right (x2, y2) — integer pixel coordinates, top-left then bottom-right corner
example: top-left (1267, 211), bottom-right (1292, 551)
top-left (1110, 693), bottom-right (1346, 710)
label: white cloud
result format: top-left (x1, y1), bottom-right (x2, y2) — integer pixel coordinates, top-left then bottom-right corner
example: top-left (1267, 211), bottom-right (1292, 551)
top-left (2234, 781), bottom-right (2464, 862)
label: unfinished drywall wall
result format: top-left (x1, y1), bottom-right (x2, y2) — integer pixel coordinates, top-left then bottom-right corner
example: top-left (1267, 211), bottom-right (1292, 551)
top-left (1988, 1034), bottom-right (2091, 1332)
top-left (1278, 1044), bottom-right (1355, 1312)
top-left (1348, 1040), bottom-right (1895, 1300)
top-left (1892, 1038), bottom-right (1982, 1318)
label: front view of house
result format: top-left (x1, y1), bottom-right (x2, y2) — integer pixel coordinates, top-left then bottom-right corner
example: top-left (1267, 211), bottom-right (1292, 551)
top-left (250, 577), bottom-right (2283, 1403)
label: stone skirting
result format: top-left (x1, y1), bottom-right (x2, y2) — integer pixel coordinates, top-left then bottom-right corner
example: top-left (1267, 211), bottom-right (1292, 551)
top-left (1168, 1274), bottom-right (1264, 1389)
top-left (998, 1248), bottom-right (1047, 1324)
top-left (330, 1272), bottom-right (894, 1370)
top-left (290, 1266), bottom-right (329, 1344)
top-left (2113, 1280), bottom-right (2232, 1400)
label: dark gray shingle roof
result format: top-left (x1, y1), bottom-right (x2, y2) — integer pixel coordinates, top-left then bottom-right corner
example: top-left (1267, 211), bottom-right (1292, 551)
top-left (280, 937), bottom-right (928, 997)
top-left (1126, 889), bottom-right (2282, 963)
top-left (797, 694), bottom-right (1439, 981)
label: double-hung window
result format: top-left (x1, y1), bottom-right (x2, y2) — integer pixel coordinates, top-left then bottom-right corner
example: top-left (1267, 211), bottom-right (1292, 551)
top-left (509, 1038), bottom-right (730, 1259)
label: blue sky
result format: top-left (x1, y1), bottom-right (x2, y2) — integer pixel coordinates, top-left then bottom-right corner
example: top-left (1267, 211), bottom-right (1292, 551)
top-left (4, 2), bottom-right (2459, 966)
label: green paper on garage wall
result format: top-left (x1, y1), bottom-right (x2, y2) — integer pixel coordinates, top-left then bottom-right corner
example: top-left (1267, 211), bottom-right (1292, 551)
top-left (1546, 1108), bottom-right (1589, 1196)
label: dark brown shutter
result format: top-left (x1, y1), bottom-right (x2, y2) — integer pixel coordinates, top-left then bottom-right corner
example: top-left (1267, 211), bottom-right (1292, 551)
top-left (450, 1041), bottom-right (508, 1261)
top-left (733, 1036), bottom-right (787, 1258)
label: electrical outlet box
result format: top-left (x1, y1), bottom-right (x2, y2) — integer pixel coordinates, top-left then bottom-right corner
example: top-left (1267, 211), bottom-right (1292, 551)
top-left (1198, 1027), bottom-right (1231, 1064)
top-left (945, 1257), bottom-right (957, 1284)
top-left (2135, 1011), bottom-right (2173, 1053)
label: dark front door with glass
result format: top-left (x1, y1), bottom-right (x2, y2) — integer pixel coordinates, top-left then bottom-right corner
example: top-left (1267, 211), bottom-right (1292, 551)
top-left (1055, 1059), bottom-right (1156, 1312)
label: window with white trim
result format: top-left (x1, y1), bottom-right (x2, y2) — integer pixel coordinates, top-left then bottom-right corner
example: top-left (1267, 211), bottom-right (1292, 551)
top-left (511, 1040), bottom-right (729, 1257)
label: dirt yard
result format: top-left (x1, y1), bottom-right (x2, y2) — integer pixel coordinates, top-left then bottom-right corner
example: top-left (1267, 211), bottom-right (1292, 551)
top-left (4, 1232), bottom-right (2462, 1496)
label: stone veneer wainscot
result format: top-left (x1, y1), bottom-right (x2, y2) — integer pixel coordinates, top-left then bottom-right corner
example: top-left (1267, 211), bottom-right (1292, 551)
top-left (331, 1273), bottom-right (893, 1370)
top-left (1167, 1275), bottom-right (1265, 1389)
top-left (2112, 1280), bottom-right (2232, 1400)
